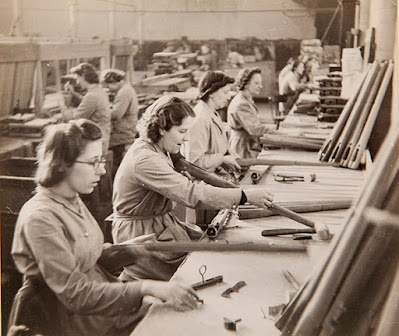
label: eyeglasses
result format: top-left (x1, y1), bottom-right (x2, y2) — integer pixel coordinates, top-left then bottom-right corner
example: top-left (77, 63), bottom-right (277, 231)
top-left (75, 157), bottom-right (106, 170)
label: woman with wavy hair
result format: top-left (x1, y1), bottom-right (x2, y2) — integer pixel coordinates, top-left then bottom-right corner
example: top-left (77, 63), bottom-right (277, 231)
top-left (112, 95), bottom-right (274, 281)
top-left (228, 67), bottom-right (274, 159)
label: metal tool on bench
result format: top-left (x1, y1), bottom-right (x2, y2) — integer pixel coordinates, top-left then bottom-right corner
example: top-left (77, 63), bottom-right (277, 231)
top-left (221, 281), bottom-right (247, 298)
top-left (206, 207), bottom-right (238, 239)
top-left (191, 265), bottom-right (223, 291)
top-left (273, 172), bottom-right (317, 183)
top-left (224, 317), bottom-right (242, 331)
top-left (262, 228), bottom-right (316, 237)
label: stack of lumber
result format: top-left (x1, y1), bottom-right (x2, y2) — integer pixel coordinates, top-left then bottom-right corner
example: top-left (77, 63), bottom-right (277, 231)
top-left (318, 60), bottom-right (393, 169)
top-left (275, 127), bottom-right (399, 336)
top-left (152, 51), bottom-right (179, 75)
top-left (138, 69), bottom-right (193, 94)
top-left (260, 128), bottom-right (329, 152)
top-left (315, 71), bottom-right (348, 122)
top-left (1, 116), bottom-right (57, 138)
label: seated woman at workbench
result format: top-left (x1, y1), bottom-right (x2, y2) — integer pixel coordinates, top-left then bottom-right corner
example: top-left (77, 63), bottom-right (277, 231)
top-left (278, 59), bottom-right (314, 115)
top-left (227, 67), bottom-right (275, 159)
top-left (9, 119), bottom-right (199, 336)
top-left (184, 70), bottom-right (241, 181)
top-left (112, 96), bottom-right (274, 281)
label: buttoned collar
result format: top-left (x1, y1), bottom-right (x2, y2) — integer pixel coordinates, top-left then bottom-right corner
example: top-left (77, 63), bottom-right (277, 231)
top-left (36, 186), bottom-right (84, 217)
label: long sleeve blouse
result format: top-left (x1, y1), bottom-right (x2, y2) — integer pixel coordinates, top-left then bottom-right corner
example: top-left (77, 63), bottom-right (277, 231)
top-left (184, 100), bottom-right (229, 172)
top-left (12, 187), bottom-right (143, 335)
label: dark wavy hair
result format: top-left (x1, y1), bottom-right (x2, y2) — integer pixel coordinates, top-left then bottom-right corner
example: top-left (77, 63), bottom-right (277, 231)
top-left (70, 63), bottom-right (99, 84)
top-left (101, 69), bottom-right (125, 84)
top-left (198, 71), bottom-right (235, 101)
top-left (236, 67), bottom-right (262, 90)
top-left (35, 119), bottom-right (102, 187)
top-left (137, 95), bottom-right (195, 143)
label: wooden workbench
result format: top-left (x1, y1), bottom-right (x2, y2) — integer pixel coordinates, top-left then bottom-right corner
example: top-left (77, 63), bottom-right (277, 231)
top-left (131, 150), bottom-right (365, 336)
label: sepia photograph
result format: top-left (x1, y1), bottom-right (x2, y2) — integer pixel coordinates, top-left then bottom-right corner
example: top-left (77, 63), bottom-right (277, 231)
top-left (0, 0), bottom-right (398, 335)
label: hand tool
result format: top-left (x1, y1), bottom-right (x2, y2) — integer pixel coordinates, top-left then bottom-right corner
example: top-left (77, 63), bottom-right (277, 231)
top-left (221, 281), bottom-right (246, 298)
top-left (170, 153), bottom-right (331, 240)
top-left (191, 265), bottom-right (223, 290)
top-left (224, 317), bottom-right (242, 331)
top-left (262, 228), bottom-right (316, 237)
top-left (273, 172), bottom-right (316, 183)
top-left (206, 207), bottom-right (238, 239)
top-left (282, 270), bottom-right (300, 291)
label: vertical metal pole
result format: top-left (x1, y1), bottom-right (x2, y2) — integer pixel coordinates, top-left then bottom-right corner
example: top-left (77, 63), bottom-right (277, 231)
top-left (69, 0), bottom-right (78, 39)
top-left (10, 0), bottom-right (23, 36)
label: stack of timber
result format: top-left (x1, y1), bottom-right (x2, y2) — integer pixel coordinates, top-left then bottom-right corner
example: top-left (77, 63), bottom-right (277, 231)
top-left (318, 60), bottom-right (394, 169)
top-left (275, 127), bottom-right (399, 336)
top-left (138, 69), bottom-right (193, 94)
top-left (314, 71), bottom-right (346, 122)
top-left (260, 128), bottom-right (329, 151)
top-left (152, 51), bottom-right (179, 75)
top-left (1, 115), bottom-right (58, 138)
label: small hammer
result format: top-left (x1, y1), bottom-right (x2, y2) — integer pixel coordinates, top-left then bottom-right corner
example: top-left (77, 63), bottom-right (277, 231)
top-left (264, 203), bottom-right (331, 240)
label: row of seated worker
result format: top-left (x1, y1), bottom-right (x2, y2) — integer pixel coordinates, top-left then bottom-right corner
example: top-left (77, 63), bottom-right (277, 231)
top-left (7, 66), bottom-right (280, 335)
top-left (278, 55), bottom-right (318, 115)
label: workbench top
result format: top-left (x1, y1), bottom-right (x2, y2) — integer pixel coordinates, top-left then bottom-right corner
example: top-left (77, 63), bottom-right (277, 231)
top-left (131, 151), bottom-right (366, 336)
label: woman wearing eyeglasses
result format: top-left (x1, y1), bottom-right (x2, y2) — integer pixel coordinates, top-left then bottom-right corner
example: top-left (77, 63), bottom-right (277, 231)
top-left (112, 96), bottom-right (274, 281)
top-left (9, 119), bottom-right (200, 336)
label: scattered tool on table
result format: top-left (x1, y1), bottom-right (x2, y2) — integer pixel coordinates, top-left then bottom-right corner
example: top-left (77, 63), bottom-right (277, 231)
top-left (282, 270), bottom-right (300, 291)
top-left (221, 281), bottom-right (246, 298)
top-left (206, 207), bottom-right (238, 239)
top-left (192, 265), bottom-right (223, 290)
top-left (273, 172), bottom-right (317, 183)
top-left (170, 153), bottom-right (331, 240)
top-left (262, 228), bottom-right (316, 237)
top-left (224, 317), bottom-right (242, 331)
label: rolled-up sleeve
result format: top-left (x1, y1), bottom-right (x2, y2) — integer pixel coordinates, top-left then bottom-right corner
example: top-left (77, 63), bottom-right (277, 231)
top-left (22, 210), bottom-right (144, 316)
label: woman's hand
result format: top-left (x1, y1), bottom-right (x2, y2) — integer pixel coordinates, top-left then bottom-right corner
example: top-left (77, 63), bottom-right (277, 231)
top-left (141, 280), bottom-right (200, 311)
top-left (244, 188), bottom-right (274, 208)
top-left (222, 154), bottom-right (241, 170)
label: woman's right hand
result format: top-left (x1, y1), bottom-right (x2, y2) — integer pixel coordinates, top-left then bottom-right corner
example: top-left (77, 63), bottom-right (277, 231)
top-left (244, 188), bottom-right (274, 208)
top-left (222, 154), bottom-right (241, 170)
top-left (141, 280), bottom-right (200, 311)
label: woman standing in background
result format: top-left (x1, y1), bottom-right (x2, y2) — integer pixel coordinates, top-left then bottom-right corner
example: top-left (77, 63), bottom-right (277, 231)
top-left (228, 67), bottom-right (274, 159)
top-left (184, 71), bottom-right (241, 180)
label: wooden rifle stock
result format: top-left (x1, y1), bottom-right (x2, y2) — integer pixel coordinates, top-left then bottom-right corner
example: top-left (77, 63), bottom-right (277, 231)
top-left (170, 153), bottom-right (321, 229)
top-left (236, 158), bottom-right (330, 167)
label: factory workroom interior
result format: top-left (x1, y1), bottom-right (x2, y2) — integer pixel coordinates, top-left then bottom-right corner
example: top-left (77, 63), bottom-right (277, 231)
top-left (0, 0), bottom-right (398, 335)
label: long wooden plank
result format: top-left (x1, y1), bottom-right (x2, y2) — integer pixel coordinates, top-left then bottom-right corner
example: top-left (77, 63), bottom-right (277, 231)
top-left (348, 61), bottom-right (394, 169)
top-left (329, 61), bottom-right (379, 164)
top-left (340, 62), bottom-right (387, 167)
top-left (318, 67), bottom-right (369, 161)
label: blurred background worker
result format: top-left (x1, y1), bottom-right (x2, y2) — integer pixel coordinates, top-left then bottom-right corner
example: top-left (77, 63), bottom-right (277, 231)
top-left (228, 67), bottom-right (275, 159)
top-left (101, 69), bottom-right (139, 178)
top-left (278, 59), bottom-right (314, 115)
